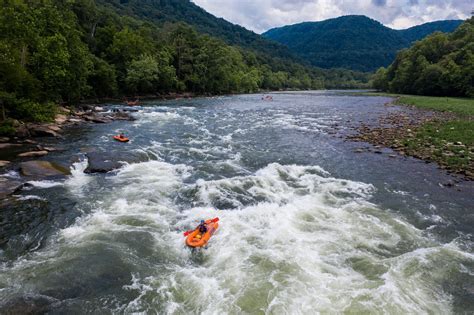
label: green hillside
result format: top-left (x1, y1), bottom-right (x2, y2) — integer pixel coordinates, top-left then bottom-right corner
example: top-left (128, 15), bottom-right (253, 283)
top-left (263, 15), bottom-right (463, 71)
top-left (373, 18), bottom-right (474, 97)
top-left (97, 0), bottom-right (299, 62)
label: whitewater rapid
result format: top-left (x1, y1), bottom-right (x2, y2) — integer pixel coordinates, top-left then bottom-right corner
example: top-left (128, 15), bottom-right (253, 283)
top-left (1, 92), bottom-right (473, 313)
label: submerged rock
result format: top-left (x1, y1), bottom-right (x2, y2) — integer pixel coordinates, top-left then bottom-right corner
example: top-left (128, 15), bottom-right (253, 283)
top-left (19, 161), bottom-right (71, 177)
top-left (0, 178), bottom-right (23, 198)
top-left (0, 294), bottom-right (57, 314)
top-left (84, 151), bottom-right (148, 173)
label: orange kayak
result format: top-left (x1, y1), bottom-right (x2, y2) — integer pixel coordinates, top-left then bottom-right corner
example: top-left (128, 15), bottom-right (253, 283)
top-left (185, 218), bottom-right (219, 248)
top-left (113, 136), bottom-right (129, 142)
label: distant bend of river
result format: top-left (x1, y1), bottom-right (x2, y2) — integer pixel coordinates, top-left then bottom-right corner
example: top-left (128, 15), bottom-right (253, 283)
top-left (1, 91), bottom-right (473, 313)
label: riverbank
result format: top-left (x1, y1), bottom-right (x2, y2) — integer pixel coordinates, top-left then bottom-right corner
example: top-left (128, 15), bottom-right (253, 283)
top-left (0, 105), bottom-right (136, 198)
top-left (351, 93), bottom-right (474, 180)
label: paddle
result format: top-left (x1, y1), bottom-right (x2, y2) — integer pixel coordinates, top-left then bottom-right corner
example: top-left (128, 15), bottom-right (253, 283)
top-left (183, 217), bottom-right (219, 236)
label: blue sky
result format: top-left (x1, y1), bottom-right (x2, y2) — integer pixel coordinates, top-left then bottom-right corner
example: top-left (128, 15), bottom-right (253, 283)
top-left (192, 0), bottom-right (471, 33)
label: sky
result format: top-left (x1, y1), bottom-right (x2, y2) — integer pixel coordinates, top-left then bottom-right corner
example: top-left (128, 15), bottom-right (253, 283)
top-left (192, 0), bottom-right (471, 33)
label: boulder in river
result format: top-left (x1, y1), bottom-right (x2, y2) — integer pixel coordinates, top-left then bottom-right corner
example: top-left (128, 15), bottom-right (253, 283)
top-left (83, 114), bottom-right (110, 123)
top-left (84, 151), bottom-right (148, 173)
top-left (0, 137), bottom-right (10, 142)
top-left (20, 160), bottom-right (71, 177)
top-left (111, 111), bottom-right (136, 121)
top-left (18, 151), bottom-right (49, 158)
top-left (28, 125), bottom-right (59, 137)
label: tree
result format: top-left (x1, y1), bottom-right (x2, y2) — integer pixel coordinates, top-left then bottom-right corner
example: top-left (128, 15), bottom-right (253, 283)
top-left (125, 55), bottom-right (160, 94)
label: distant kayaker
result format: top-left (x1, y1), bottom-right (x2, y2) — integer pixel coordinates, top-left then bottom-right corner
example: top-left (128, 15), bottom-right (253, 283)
top-left (119, 133), bottom-right (125, 139)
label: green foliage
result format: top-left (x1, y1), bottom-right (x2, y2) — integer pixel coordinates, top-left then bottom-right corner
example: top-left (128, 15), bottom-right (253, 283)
top-left (373, 18), bottom-right (474, 97)
top-left (88, 56), bottom-right (118, 98)
top-left (12, 99), bottom-right (57, 122)
top-left (0, 0), bottom-right (371, 123)
top-left (0, 120), bottom-right (16, 137)
top-left (263, 15), bottom-right (463, 72)
top-left (126, 55), bottom-right (161, 93)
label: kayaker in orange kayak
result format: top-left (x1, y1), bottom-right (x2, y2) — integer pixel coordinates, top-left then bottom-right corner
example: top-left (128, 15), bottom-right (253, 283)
top-left (184, 218), bottom-right (219, 248)
top-left (113, 133), bottom-right (130, 142)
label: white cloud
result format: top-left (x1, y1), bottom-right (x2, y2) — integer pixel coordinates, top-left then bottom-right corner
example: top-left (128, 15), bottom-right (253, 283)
top-left (192, 0), bottom-right (471, 33)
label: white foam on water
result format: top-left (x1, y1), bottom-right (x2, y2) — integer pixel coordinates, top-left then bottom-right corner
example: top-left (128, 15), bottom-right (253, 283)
top-left (26, 180), bottom-right (64, 188)
top-left (117, 163), bottom-right (459, 314)
top-left (57, 160), bottom-right (192, 245)
top-left (1, 170), bottom-right (21, 179)
top-left (133, 110), bottom-right (183, 126)
top-left (1, 160), bottom-right (470, 314)
top-left (13, 195), bottom-right (47, 201)
top-left (64, 160), bottom-right (91, 196)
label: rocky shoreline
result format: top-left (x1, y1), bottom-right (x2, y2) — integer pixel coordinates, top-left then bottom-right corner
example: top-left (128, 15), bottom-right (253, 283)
top-left (349, 99), bottom-right (474, 181)
top-left (0, 105), bottom-right (136, 199)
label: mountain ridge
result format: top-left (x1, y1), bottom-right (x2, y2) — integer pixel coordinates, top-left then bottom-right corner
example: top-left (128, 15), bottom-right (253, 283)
top-left (263, 15), bottom-right (463, 71)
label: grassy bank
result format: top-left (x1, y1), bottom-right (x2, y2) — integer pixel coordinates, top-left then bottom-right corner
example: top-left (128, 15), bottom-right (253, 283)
top-left (359, 93), bottom-right (474, 178)
top-left (395, 95), bottom-right (474, 117)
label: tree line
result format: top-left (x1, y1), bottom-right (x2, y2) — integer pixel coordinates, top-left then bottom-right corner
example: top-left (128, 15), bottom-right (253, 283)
top-left (372, 18), bottom-right (473, 97)
top-left (0, 0), bottom-right (370, 125)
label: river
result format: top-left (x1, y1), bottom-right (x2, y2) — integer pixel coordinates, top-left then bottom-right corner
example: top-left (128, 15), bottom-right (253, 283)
top-left (1, 91), bottom-right (473, 314)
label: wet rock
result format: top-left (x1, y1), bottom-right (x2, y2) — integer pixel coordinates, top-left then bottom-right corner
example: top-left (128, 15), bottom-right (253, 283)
top-left (84, 151), bottom-right (148, 174)
top-left (353, 148), bottom-right (365, 153)
top-left (28, 125), bottom-right (59, 137)
top-left (18, 150), bottom-right (49, 158)
top-left (0, 143), bottom-right (22, 150)
top-left (0, 177), bottom-right (23, 198)
top-left (22, 139), bottom-right (37, 144)
top-left (389, 154), bottom-right (397, 158)
top-left (0, 160), bottom-right (10, 167)
top-left (111, 112), bottom-right (136, 121)
top-left (441, 180), bottom-right (455, 187)
top-left (43, 146), bottom-right (61, 152)
top-left (46, 125), bottom-right (61, 132)
top-left (0, 137), bottom-right (10, 142)
top-left (54, 114), bottom-right (68, 124)
top-left (20, 160), bottom-right (71, 177)
top-left (83, 114), bottom-right (110, 123)
top-left (68, 118), bottom-right (83, 123)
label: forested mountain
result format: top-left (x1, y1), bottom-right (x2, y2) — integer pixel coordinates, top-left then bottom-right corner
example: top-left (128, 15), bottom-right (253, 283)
top-left (263, 15), bottom-right (463, 71)
top-left (97, 0), bottom-right (298, 62)
top-left (372, 18), bottom-right (473, 97)
top-left (0, 0), bottom-right (371, 129)
top-left (399, 20), bottom-right (464, 43)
